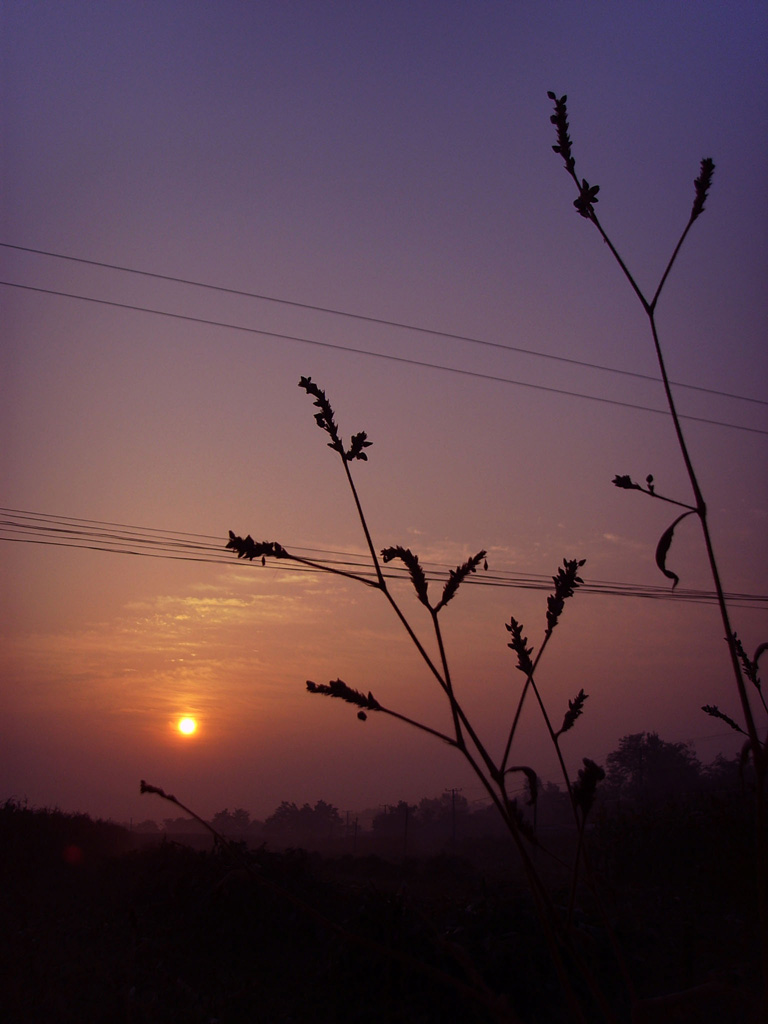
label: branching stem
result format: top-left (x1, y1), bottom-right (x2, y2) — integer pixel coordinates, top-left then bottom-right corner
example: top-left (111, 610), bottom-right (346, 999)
top-left (501, 634), bottom-right (555, 772)
top-left (553, 99), bottom-right (767, 1003)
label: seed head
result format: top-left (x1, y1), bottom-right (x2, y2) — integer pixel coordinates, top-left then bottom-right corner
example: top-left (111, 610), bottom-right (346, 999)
top-left (691, 158), bottom-right (715, 221)
top-left (548, 91), bottom-right (575, 173)
top-left (546, 558), bottom-right (586, 634)
top-left (506, 616), bottom-right (534, 676)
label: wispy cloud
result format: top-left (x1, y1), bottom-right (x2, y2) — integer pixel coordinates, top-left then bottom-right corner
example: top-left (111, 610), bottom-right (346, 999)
top-left (601, 533), bottom-right (646, 552)
top-left (0, 572), bottom-right (347, 724)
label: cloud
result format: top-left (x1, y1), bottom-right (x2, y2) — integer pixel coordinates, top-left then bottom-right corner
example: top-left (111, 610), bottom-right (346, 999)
top-left (601, 533), bottom-right (645, 551)
top-left (0, 572), bottom-right (347, 721)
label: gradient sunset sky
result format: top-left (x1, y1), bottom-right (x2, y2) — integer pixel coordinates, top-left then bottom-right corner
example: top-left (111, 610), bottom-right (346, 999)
top-left (2, 2), bottom-right (766, 825)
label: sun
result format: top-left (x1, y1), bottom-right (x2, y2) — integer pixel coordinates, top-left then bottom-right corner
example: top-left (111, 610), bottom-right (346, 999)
top-left (178, 717), bottom-right (197, 736)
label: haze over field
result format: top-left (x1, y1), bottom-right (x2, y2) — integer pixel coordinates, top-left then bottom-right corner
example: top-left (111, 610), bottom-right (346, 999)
top-left (2, 2), bottom-right (766, 824)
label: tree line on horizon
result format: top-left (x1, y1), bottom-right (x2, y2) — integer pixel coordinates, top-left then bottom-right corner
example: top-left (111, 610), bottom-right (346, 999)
top-left (129, 732), bottom-right (752, 844)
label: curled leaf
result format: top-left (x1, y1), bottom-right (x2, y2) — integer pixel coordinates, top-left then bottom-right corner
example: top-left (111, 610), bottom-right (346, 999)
top-left (507, 798), bottom-right (538, 845)
top-left (739, 739), bottom-right (754, 773)
top-left (655, 510), bottom-right (696, 589)
top-left (506, 765), bottom-right (539, 807)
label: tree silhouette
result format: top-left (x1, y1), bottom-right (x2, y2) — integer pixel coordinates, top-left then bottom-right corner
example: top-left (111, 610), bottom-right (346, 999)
top-left (210, 807), bottom-right (251, 838)
top-left (264, 800), bottom-right (343, 844)
top-left (605, 732), bottom-right (701, 802)
top-left (372, 800), bottom-right (417, 838)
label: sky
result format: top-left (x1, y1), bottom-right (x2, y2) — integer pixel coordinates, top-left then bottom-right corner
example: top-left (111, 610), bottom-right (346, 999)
top-left (1, 1), bottom-right (766, 826)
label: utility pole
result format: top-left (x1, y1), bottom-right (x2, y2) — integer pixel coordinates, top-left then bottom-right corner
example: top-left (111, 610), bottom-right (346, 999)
top-left (345, 811), bottom-right (358, 854)
top-left (445, 787), bottom-right (462, 845)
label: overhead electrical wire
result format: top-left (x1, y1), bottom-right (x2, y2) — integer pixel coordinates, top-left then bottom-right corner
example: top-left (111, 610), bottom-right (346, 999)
top-left (2, 507), bottom-right (765, 610)
top-left (2, 279), bottom-right (766, 436)
top-left (2, 241), bottom-right (764, 408)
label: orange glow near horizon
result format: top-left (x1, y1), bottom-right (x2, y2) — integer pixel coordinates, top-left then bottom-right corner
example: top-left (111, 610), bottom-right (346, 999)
top-left (1, 3), bottom-right (766, 830)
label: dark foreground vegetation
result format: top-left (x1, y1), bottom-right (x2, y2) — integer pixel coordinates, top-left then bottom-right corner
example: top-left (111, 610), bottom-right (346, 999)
top-left (2, 787), bottom-right (762, 1024)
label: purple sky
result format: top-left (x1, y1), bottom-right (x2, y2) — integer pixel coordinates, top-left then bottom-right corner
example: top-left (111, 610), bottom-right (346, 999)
top-left (2, 2), bottom-right (766, 824)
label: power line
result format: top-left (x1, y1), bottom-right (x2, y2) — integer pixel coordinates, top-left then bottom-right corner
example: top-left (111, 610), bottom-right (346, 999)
top-left (2, 279), bottom-right (766, 436)
top-left (2, 240), bottom-right (765, 408)
top-left (2, 507), bottom-right (765, 609)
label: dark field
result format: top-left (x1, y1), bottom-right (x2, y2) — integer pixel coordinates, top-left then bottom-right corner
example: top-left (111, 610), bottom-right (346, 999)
top-left (1, 799), bottom-right (762, 1023)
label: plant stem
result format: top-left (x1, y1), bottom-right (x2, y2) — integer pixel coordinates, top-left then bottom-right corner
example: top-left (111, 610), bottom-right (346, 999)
top-left (339, 445), bottom-right (503, 783)
top-left (142, 782), bottom-right (528, 1024)
top-left (582, 192), bottom-right (767, 1008)
top-left (377, 705), bottom-right (458, 747)
top-left (590, 209), bottom-right (760, 762)
top-left (431, 607), bottom-right (465, 746)
top-left (501, 634), bottom-right (555, 772)
top-left (341, 456), bottom-right (387, 588)
top-left (288, 379), bottom-right (628, 1019)
top-left (288, 552), bottom-right (381, 587)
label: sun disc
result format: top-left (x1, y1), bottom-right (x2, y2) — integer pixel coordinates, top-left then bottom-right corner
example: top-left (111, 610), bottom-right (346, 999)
top-left (178, 717), bottom-right (197, 735)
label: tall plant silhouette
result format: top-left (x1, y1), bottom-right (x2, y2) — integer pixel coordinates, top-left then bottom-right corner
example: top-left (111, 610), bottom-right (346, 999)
top-left (219, 95), bottom-right (766, 1020)
top-left (227, 376), bottom-right (630, 1023)
top-left (548, 90), bottom-right (767, 1001)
